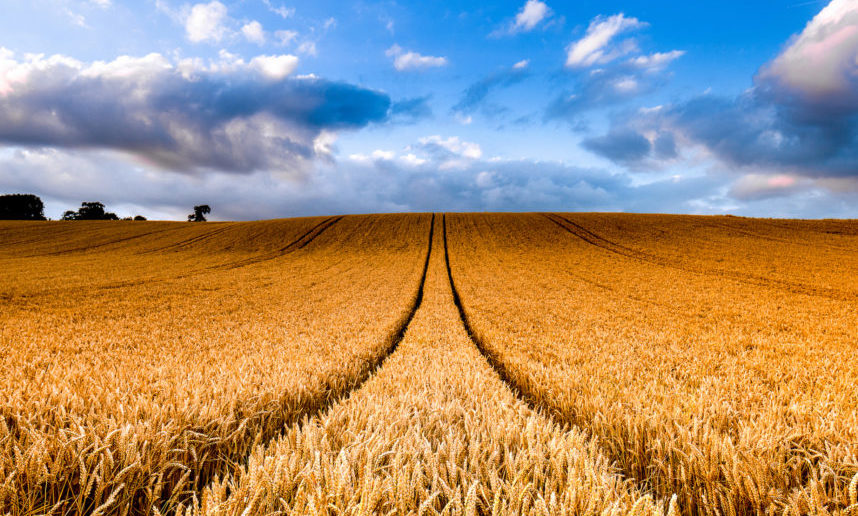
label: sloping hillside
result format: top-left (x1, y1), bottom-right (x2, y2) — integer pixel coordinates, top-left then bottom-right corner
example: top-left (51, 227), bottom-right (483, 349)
top-left (1, 213), bottom-right (856, 515)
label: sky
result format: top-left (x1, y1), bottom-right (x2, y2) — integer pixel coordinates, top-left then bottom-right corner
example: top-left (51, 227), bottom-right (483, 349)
top-left (1, 0), bottom-right (857, 220)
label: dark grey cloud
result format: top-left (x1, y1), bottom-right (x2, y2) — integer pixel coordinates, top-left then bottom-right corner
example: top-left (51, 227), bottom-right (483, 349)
top-left (652, 132), bottom-right (677, 159)
top-left (452, 66), bottom-right (529, 116)
top-left (580, 118), bottom-right (676, 166)
top-left (583, 85), bottom-right (858, 178)
top-left (390, 95), bottom-right (433, 122)
top-left (582, 128), bottom-right (651, 163)
top-left (0, 52), bottom-right (390, 174)
top-left (670, 90), bottom-right (858, 176)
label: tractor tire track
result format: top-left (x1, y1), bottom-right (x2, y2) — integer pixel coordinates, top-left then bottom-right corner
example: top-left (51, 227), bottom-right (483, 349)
top-left (443, 214), bottom-right (559, 419)
top-left (141, 224), bottom-right (235, 254)
top-left (545, 213), bottom-right (858, 303)
top-left (729, 215), bottom-right (858, 239)
top-left (442, 214), bottom-right (667, 506)
top-left (24, 226), bottom-right (187, 257)
top-left (212, 215), bottom-right (344, 271)
top-left (157, 213), bottom-right (436, 514)
top-left (703, 219), bottom-right (856, 252)
top-left (445, 213), bottom-right (855, 516)
top-left (5, 219), bottom-right (347, 302)
top-left (1, 224), bottom-right (112, 251)
top-left (17, 214), bottom-right (436, 514)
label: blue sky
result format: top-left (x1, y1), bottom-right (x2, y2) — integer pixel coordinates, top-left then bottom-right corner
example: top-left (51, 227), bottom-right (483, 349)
top-left (1, 0), bottom-right (857, 220)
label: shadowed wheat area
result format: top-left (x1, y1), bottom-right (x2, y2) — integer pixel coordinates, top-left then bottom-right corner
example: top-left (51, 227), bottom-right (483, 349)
top-left (1, 213), bottom-right (856, 515)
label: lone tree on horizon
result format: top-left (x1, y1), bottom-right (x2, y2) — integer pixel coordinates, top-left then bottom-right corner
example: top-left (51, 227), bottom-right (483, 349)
top-left (188, 205), bottom-right (211, 222)
top-left (0, 194), bottom-right (46, 220)
top-left (62, 201), bottom-right (119, 221)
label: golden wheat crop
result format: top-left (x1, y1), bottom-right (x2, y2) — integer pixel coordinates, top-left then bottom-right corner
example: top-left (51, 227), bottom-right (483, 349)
top-left (191, 215), bottom-right (665, 516)
top-left (0, 214), bottom-right (431, 514)
top-left (1, 212), bottom-right (855, 515)
top-left (445, 212), bottom-right (858, 515)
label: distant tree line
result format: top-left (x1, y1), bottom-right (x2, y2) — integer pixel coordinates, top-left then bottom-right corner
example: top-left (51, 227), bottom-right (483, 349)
top-left (0, 194), bottom-right (46, 220)
top-left (60, 202), bottom-right (149, 221)
top-left (1, 194), bottom-right (211, 222)
top-left (62, 201), bottom-right (119, 220)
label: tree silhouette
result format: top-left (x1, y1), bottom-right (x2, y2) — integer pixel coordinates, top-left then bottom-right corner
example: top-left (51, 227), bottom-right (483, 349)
top-left (0, 194), bottom-right (46, 220)
top-left (62, 201), bottom-right (119, 220)
top-left (188, 205), bottom-right (211, 222)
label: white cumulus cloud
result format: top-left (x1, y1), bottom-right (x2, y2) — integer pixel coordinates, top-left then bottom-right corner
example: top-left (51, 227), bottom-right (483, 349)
top-left (186, 1), bottom-right (229, 43)
top-left (241, 21), bottom-right (266, 45)
top-left (400, 153), bottom-right (427, 166)
top-left (512, 0), bottom-right (551, 33)
top-left (760, 0), bottom-right (858, 102)
top-left (629, 50), bottom-right (685, 71)
top-left (262, 0), bottom-right (294, 19)
top-left (386, 44), bottom-right (448, 71)
top-left (566, 13), bottom-right (645, 68)
top-left (250, 54), bottom-right (298, 80)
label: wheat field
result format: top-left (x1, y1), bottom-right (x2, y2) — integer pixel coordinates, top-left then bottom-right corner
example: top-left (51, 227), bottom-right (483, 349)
top-left (0, 213), bottom-right (856, 515)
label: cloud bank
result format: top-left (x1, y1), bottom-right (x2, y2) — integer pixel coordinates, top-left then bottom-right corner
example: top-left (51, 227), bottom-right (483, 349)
top-left (0, 134), bottom-right (735, 221)
top-left (0, 49), bottom-right (391, 175)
